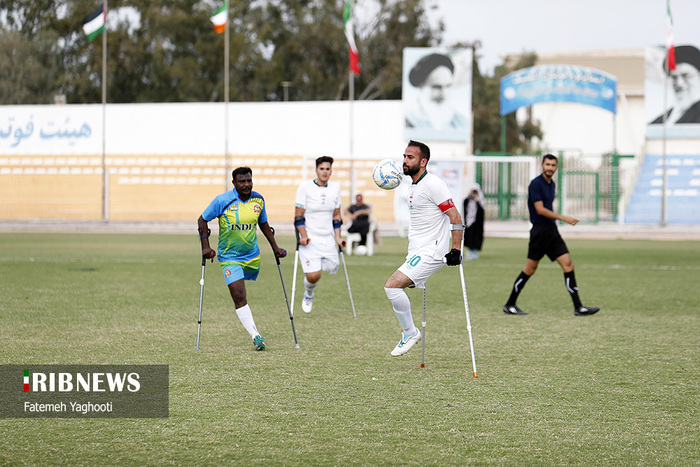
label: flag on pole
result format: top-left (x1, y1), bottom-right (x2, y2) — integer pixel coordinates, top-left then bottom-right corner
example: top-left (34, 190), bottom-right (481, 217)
top-left (343, 0), bottom-right (360, 75)
top-left (666, 0), bottom-right (676, 72)
top-left (210, 2), bottom-right (228, 34)
top-left (82, 5), bottom-right (105, 42)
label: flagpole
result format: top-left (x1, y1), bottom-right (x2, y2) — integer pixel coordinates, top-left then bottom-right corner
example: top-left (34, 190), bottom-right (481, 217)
top-left (661, 0), bottom-right (672, 227)
top-left (349, 70), bottom-right (355, 205)
top-left (224, 1), bottom-right (230, 191)
top-left (661, 67), bottom-right (668, 227)
top-left (101, 0), bottom-right (108, 221)
top-left (344, 0), bottom-right (358, 206)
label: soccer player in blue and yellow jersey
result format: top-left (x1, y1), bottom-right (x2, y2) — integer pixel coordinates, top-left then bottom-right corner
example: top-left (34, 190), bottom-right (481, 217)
top-left (198, 167), bottom-right (286, 351)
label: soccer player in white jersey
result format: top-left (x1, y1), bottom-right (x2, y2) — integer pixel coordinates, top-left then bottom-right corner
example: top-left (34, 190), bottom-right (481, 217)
top-left (384, 140), bottom-right (464, 356)
top-left (294, 156), bottom-right (345, 313)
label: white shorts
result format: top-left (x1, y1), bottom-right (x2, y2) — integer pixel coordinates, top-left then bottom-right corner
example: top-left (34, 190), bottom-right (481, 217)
top-left (397, 248), bottom-right (445, 289)
top-left (298, 235), bottom-right (339, 274)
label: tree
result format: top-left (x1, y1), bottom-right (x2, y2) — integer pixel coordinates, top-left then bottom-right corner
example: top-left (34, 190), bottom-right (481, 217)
top-left (1, 0), bottom-right (442, 104)
top-left (254, 0), bottom-right (441, 102)
top-left (0, 0), bottom-right (68, 104)
top-left (57, 0), bottom-right (268, 104)
top-left (0, 26), bottom-right (60, 104)
top-left (471, 48), bottom-right (543, 153)
top-left (354, 0), bottom-right (441, 101)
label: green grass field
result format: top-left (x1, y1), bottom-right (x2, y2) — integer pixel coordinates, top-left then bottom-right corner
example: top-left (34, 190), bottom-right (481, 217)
top-left (0, 232), bottom-right (698, 465)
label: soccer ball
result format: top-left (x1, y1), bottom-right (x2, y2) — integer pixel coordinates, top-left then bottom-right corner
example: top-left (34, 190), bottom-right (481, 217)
top-left (372, 159), bottom-right (403, 190)
top-left (355, 245), bottom-right (368, 256)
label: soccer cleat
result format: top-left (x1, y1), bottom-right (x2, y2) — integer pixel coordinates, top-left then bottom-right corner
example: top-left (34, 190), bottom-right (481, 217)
top-left (253, 335), bottom-right (266, 351)
top-left (301, 294), bottom-right (314, 313)
top-left (574, 305), bottom-right (600, 316)
top-left (503, 304), bottom-right (528, 315)
top-left (390, 330), bottom-right (421, 357)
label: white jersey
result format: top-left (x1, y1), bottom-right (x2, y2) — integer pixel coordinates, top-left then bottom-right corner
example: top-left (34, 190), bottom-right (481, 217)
top-left (407, 172), bottom-right (454, 258)
top-left (295, 179), bottom-right (342, 238)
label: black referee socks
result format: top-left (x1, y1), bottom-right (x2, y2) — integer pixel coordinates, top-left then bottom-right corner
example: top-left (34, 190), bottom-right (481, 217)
top-left (506, 271), bottom-right (531, 306)
top-left (564, 271), bottom-right (583, 309)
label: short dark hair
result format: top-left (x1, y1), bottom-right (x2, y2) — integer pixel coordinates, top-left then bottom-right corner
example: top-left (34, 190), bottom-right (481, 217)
top-left (232, 166), bottom-right (252, 180)
top-left (408, 140), bottom-right (431, 162)
top-left (315, 156), bottom-right (334, 168)
top-left (542, 154), bottom-right (558, 163)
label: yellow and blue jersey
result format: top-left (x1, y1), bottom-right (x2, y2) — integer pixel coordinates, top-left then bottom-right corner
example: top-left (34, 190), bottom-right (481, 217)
top-left (201, 189), bottom-right (268, 264)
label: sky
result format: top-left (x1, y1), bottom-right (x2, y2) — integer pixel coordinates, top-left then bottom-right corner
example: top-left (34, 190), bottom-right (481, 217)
top-left (425, 0), bottom-right (700, 73)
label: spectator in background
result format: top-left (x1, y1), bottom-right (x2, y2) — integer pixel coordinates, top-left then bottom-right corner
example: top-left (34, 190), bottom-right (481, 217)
top-left (463, 183), bottom-right (485, 260)
top-left (345, 193), bottom-right (371, 250)
top-left (651, 45), bottom-right (700, 125)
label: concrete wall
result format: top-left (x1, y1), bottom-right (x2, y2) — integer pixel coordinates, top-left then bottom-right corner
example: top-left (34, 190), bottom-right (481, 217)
top-left (0, 90), bottom-right (649, 223)
top-left (0, 102), bottom-right (420, 224)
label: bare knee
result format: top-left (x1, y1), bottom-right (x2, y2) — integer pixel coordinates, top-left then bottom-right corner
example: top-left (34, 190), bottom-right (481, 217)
top-left (305, 271), bottom-right (322, 283)
top-left (385, 270), bottom-right (413, 289)
top-left (228, 282), bottom-right (247, 308)
top-left (556, 254), bottom-right (574, 273)
top-left (523, 260), bottom-right (539, 276)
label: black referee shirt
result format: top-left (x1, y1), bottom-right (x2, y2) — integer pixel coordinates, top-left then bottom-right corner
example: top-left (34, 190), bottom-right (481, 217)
top-left (527, 174), bottom-right (556, 224)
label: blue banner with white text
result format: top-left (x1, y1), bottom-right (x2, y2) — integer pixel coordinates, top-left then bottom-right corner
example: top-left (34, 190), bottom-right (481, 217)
top-left (500, 65), bottom-right (617, 116)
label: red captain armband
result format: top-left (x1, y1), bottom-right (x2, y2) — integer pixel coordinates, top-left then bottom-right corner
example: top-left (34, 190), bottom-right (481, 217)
top-left (438, 198), bottom-right (456, 212)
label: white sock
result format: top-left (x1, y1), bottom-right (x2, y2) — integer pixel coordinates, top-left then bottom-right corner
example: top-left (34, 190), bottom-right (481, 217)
top-left (235, 304), bottom-right (259, 339)
top-left (304, 277), bottom-right (318, 298)
top-left (384, 287), bottom-right (417, 336)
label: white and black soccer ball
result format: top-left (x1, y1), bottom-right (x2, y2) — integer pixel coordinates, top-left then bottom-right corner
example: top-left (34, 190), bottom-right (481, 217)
top-left (372, 159), bottom-right (403, 190)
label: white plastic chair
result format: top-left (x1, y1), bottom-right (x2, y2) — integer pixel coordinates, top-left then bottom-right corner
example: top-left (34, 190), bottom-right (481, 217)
top-left (345, 220), bottom-right (377, 256)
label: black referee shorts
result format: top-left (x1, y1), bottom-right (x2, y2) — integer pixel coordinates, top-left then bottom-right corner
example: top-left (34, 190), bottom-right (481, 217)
top-left (527, 222), bottom-right (569, 262)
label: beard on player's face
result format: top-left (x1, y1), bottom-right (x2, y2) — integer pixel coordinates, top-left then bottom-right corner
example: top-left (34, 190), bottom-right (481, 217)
top-left (403, 161), bottom-right (420, 176)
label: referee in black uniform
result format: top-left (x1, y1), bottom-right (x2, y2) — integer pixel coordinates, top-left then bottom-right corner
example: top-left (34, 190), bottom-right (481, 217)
top-left (503, 154), bottom-right (599, 316)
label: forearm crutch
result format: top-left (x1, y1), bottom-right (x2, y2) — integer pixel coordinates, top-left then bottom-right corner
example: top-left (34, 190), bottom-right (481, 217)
top-left (421, 286), bottom-right (427, 368)
top-left (270, 227), bottom-right (300, 348)
top-left (457, 224), bottom-right (478, 377)
top-left (290, 228), bottom-right (300, 317)
top-left (338, 244), bottom-right (357, 319)
top-left (196, 255), bottom-right (206, 351)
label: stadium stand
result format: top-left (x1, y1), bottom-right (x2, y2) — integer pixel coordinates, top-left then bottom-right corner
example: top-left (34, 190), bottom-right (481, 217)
top-left (624, 154), bottom-right (700, 224)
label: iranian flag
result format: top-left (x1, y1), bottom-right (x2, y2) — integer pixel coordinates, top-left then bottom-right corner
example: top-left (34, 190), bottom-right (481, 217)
top-left (343, 0), bottom-right (360, 75)
top-left (210, 2), bottom-right (227, 34)
top-left (82, 5), bottom-right (105, 42)
top-left (666, 0), bottom-right (676, 71)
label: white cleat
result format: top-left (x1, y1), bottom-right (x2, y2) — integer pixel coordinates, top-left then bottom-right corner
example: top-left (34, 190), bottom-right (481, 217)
top-left (390, 330), bottom-right (421, 356)
top-left (301, 294), bottom-right (313, 313)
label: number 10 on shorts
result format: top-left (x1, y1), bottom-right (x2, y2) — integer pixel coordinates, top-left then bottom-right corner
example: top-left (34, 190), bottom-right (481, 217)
top-left (406, 255), bottom-right (421, 270)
